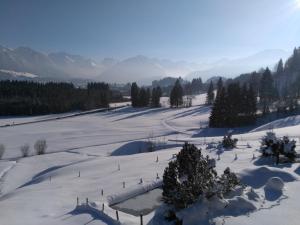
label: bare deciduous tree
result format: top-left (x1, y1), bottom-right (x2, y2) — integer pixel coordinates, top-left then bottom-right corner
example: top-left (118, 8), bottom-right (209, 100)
top-left (20, 144), bottom-right (30, 157)
top-left (34, 139), bottom-right (47, 155)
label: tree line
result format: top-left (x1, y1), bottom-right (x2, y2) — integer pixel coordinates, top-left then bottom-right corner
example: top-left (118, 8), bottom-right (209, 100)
top-left (0, 80), bottom-right (121, 115)
top-left (131, 79), bottom-right (190, 108)
top-left (209, 79), bottom-right (257, 127)
top-left (207, 46), bottom-right (300, 127)
top-left (131, 82), bottom-right (162, 107)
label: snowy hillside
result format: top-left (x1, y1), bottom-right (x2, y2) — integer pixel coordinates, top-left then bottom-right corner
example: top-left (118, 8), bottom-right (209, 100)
top-left (1, 94), bottom-right (300, 225)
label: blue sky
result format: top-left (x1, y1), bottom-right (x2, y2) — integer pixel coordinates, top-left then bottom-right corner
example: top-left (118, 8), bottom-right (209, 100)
top-left (1, 0), bottom-right (300, 61)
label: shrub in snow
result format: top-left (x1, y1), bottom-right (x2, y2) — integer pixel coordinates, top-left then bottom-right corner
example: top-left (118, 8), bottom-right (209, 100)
top-left (20, 144), bottom-right (30, 157)
top-left (217, 167), bottom-right (240, 195)
top-left (34, 139), bottom-right (47, 155)
top-left (260, 132), bottom-right (297, 163)
top-left (162, 143), bottom-right (239, 213)
top-left (221, 133), bottom-right (238, 149)
top-left (282, 136), bottom-right (297, 161)
top-left (260, 132), bottom-right (277, 156)
top-left (0, 144), bottom-right (5, 159)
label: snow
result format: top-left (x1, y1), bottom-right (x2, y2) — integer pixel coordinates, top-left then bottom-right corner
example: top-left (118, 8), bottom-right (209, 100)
top-left (1, 94), bottom-right (300, 225)
top-left (251, 114), bottom-right (300, 132)
top-left (0, 69), bottom-right (38, 78)
top-left (265, 177), bottom-right (284, 192)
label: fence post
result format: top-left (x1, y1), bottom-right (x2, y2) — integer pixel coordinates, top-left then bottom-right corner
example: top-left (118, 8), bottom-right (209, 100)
top-left (86, 198), bottom-right (88, 205)
top-left (140, 214), bottom-right (143, 225)
top-left (76, 197), bottom-right (79, 206)
top-left (102, 203), bottom-right (104, 211)
top-left (156, 173), bottom-right (159, 179)
top-left (78, 171), bottom-right (81, 177)
top-left (101, 189), bottom-right (104, 196)
top-left (116, 210), bottom-right (119, 221)
top-left (123, 181), bottom-right (125, 188)
top-left (156, 156), bottom-right (159, 162)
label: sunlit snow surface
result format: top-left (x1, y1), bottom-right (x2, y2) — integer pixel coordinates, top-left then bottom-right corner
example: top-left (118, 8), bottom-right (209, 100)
top-left (1, 93), bottom-right (300, 225)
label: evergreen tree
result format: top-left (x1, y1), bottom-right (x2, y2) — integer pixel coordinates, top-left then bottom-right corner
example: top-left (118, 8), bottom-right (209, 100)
top-left (285, 47), bottom-right (300, 71)
top-left (162, 143), bottom-right (239, 211)
top-left (209, 82), bottom-right (257, 127)
top-left (209, 87), bottom-right (227, 127)
top-left (226, 83), bottom-right (241, 126)
top-left (206, 81), bottom-right (215, 105)
top-left (240, 83), bottom-right (248, 116)
top-left (259, 68), bottom-right (277, 114)
top-left (276, 59), bottom-right (284, 74)
top-left (162, 143), bottom-right (217, 209)
top-left (139, 88), bottom-right (148, 107)
top-left (170, 79), bottom-right (183, 108)
top-left (246, 84), bottom-right (257, 122)
top-left (216, 77), bottom-right (223, 96)
top-left (130, 82), bottom-right (140, 107)
top-left (190, 78), bottom-right (203, 94)
top-left (151, 86), bottom-right (162, 107)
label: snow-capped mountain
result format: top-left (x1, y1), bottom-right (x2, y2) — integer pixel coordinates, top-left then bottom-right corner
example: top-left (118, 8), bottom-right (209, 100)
top-left (0, 46), bottom-right (109, 80)
top-left (0, 45), bottom-right (292, 84)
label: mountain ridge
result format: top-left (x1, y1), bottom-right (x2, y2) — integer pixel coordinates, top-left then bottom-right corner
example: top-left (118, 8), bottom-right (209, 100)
top-left (0, 45), bottom-right (291, 84)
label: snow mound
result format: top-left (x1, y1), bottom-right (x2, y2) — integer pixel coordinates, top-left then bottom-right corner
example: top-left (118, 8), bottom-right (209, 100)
top-left (176, 195), bottom-right (257, 225)
top-left (239, 166), bottom-right (296, 188)
top-left (246, 188), bottom-right (260, 201)
top-left (225, 196), bottom-right (257, 215)
top-left (265, 177), bottom-right (284, 192)
top-left (251, 115), bottom-right (300, 132)
top-left (111, 141), bottom-right (179, 156)
top-left (70, 203), bottom-right (121, 225)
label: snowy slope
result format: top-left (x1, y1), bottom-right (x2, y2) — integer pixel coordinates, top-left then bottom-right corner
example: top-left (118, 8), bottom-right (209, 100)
top-left (1, 94), bottom-right (300, 225)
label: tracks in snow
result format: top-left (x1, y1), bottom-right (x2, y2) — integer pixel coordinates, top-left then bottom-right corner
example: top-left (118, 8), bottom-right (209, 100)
top-left (0, 161), bottom-right (16, 197)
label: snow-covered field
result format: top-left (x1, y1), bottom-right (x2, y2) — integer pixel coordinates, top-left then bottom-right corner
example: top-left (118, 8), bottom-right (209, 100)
top-left (1, 94), bottom-right (300, 225)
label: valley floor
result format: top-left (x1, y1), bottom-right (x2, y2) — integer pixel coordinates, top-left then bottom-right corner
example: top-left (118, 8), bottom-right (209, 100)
top-left (1, 94), bottom-right (300, 225)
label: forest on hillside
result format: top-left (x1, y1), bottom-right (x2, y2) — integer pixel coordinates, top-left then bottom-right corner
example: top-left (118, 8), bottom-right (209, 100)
top-left (0, 81), bottom-right (123, 115)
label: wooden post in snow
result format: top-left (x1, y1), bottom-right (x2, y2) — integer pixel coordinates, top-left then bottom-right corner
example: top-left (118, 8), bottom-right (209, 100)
top-left (77, 197), bottom-right (79, 206)
top-left (101, 189), bottom-right (104, 196)
top-left (78, 171), bottom-right (81, 177)
top-left (86, 198), bottom-right (88, 205)
top-left (140, 214), bottom-right (143, 225)
top-left (123, 181), bottom-right (125, 188)
top-left (102, 203), bottom-right (104, 211)
top-left (116, 210), bottom-right (119, 221)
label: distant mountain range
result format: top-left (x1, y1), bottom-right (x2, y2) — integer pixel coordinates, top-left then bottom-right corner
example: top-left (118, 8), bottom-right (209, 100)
top-left (186, 49), bottom-right (291, 81)
top-left (0, 45), bottom-right (291, 85)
